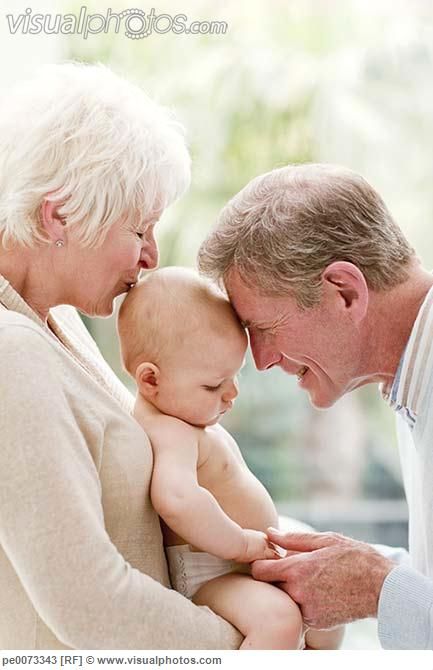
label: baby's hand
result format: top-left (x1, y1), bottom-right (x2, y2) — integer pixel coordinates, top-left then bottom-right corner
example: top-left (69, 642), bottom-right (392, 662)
top-left (236, 529), bottom-right (282, 563)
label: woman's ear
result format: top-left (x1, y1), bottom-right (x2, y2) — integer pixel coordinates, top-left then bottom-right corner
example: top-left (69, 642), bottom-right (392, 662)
top-left (135, 362), bottom-right (160, 398)
top-left (322, 261), bottom-right (369, 324)
top-left (40, 197), bottom-right (67, 244)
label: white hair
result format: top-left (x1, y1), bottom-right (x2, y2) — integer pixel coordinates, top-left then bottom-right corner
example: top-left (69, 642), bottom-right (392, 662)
top-left (0, 62), bottom-right (191, 248)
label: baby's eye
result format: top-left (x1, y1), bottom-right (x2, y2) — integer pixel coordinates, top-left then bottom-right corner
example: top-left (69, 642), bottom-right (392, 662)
top-left (203, 384), bottom-right (222, 392)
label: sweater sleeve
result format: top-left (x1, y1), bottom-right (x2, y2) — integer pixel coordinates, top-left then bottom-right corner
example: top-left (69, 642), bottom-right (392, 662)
top-left (378, 565), bottom-right (433, 649)
top-left (0, 324), bottom-right (242, 650)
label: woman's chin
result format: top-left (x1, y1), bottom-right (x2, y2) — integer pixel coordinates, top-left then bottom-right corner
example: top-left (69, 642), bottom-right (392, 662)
top-left (78, 301), bottom-right (115, 318)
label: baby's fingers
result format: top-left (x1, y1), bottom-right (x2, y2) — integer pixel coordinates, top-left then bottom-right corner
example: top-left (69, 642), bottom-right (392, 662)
top-left (264, 541), bottom-right (285, 559)
top-left (269, 541), bottom-right (287, 558)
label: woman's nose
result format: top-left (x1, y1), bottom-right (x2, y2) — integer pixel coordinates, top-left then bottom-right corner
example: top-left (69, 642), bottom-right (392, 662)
top-left (141, 227), bottom-right (159, 270)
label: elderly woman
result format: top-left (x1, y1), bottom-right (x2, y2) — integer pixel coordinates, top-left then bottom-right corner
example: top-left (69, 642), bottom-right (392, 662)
top-left (0, 63), bottom-right (242, 650)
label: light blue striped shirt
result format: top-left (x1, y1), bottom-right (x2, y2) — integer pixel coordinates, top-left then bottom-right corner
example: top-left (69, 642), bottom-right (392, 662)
top-left (378, 285), bottom-right (433, 648)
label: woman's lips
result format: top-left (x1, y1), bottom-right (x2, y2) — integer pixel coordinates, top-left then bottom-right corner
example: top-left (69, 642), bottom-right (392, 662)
top-left (118, 281), bottom-right (136, 295)
top-left (123, 273), bottom-right (141, 290)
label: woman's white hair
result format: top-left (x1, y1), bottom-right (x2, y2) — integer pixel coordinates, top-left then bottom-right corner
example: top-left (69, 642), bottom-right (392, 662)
top-left (0, 62), bottom-right (191, 248)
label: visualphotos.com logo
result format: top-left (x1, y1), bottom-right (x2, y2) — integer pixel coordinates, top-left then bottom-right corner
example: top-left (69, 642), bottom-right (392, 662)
top-left (6, 6), bottom-right (228, 40)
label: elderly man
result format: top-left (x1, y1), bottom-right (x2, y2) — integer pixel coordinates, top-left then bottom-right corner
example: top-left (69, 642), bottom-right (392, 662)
top-left (197, 163), bottom-right (433, 649)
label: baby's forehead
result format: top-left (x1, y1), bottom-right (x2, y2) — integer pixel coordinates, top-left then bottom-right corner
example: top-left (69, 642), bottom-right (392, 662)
top-left (194, 317), bottom-right (246, 344)
top-left (176, 325), bottom-right (246, 366)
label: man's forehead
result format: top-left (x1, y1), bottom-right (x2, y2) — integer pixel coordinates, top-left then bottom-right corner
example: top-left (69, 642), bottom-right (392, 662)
top-left (225, 270), bottom-right (287, 327)
top-left (224, 271), bottom-right (257, 314)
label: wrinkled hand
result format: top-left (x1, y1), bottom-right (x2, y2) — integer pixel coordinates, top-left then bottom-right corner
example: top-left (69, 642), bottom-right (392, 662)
top-left (235, 528), bottom-right (282, 563)
top-left (251, 528), bottom-right (395, 629)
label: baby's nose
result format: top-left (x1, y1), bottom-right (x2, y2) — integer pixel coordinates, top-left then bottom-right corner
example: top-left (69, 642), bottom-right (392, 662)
top-left (223, 383), bottom-right (239, 402)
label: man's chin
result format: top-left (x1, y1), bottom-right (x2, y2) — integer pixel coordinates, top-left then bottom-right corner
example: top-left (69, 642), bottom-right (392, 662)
top-left (307, 388), bottom-right (341, 410)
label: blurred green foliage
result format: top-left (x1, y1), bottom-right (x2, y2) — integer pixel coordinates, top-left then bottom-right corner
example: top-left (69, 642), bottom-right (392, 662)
top-left (70, 0), bottom-right (433, 504)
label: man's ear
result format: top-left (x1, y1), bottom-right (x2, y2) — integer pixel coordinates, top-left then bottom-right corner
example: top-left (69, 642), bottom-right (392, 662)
top-left (322, 261), bottom-right (368, 324)
top-left (136, 362), bottom-right (160, 398)
top-left (40, 197), bottom-right (67, 244)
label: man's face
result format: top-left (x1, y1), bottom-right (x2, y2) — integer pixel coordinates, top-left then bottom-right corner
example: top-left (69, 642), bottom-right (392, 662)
top-left (225, 269), bottom-right (364, 409)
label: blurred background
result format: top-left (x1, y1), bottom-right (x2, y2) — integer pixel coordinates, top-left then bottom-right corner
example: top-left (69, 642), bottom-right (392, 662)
top-left (2, 0), bottom-right (433, 648)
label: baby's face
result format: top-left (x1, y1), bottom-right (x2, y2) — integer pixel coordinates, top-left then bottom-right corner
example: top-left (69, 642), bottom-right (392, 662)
top-left (155, 326), bottom-right (247, 428)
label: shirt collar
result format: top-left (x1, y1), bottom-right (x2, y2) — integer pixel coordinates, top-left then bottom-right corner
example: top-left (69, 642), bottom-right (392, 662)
top-left (381, 284), bottom-right (433, 427)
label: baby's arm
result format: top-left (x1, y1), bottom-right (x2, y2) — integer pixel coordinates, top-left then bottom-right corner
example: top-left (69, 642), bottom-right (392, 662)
top-left (148, 417), bottom-right (278, 563)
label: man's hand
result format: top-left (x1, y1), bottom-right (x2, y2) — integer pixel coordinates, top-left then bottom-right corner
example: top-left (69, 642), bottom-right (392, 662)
top-left (235, 529), bottom-right (282, 563)
top-left (251, 527), bottom-right (395, 629)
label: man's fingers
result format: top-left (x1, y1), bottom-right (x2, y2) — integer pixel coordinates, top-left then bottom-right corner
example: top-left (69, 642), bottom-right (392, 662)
top-left (251, 557), bottom-right (290, 582)
top-left (283, 549), bottom-right (302, 557)
top-left (267, 527), bottom-right (344, 552)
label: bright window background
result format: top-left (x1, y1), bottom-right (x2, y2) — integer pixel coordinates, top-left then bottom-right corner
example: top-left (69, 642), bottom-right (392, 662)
top-left (2, 0), bottom-right (433, 648)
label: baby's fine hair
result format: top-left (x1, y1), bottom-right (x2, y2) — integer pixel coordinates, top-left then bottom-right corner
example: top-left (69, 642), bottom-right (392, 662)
top-left (117, 266), bottom-right (243, 377)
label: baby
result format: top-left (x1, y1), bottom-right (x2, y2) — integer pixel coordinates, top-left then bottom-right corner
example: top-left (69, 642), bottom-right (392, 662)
top-left (117, 267), bottom-right (343, 650)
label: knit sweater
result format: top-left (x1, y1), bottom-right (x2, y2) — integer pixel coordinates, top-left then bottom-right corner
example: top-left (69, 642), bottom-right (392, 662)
top-left (0, 274), bottom-right (242, 650)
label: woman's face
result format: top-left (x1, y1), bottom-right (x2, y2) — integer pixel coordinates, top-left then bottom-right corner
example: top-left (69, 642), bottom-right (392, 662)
top-left (64, 212), bottom-right (161, 317)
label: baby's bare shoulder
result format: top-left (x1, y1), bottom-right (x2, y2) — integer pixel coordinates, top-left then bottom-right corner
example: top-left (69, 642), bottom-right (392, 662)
top-left (200, 423), bottom-right (244, 460)
top-left (203, 423), bottom-right (237, 447)
top-left (143, 414), bottom-right (201, 450)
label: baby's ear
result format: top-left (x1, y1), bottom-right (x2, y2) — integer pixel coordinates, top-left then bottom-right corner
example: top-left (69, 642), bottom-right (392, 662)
top-left (136, 362), bottom-right (160, 398)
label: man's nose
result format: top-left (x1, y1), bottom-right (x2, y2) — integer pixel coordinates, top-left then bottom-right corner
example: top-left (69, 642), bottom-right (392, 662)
top-left (250, 335), bottom-right (280, 371)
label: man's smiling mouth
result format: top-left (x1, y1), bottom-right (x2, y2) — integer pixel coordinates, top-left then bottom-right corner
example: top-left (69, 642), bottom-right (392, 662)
top-left (296, 365), bottom-right (309, 381)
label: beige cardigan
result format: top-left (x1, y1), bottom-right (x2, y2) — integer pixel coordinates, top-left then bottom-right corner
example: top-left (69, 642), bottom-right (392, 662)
top-left (0, 275), bottom-right (242, 650)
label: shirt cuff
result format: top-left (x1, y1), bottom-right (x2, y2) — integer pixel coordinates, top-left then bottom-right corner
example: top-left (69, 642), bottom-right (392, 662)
top-left (378, 564), bottom-right (433, 649)
top-left (372, 543), bottom-right (410, 566)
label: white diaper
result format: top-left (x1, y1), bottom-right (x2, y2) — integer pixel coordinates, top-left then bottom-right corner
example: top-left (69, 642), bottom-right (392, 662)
top-left (165, 544), bottom-right (250, 599)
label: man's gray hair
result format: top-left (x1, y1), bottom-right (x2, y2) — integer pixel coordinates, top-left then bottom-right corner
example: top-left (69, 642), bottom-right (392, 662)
top-left (198, 164), bottom-right (415, 308)
top-left (0, 62), bottom-right (190, 249)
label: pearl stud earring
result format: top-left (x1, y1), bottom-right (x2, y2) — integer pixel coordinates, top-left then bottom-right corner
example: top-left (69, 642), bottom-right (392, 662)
top-left (55, 240), bottom-right (64, 248)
